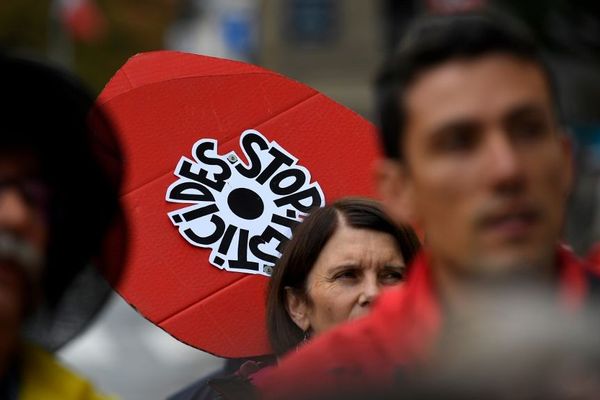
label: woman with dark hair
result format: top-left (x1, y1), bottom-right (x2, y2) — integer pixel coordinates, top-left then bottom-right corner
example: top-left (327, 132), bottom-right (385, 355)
top-left (171, 197), bottom-right (419, 400)
top-left (266, 197), bottom-right (421, 356)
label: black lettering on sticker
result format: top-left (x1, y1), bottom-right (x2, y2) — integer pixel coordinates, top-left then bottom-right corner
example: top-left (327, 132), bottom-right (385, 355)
top-left (195, 141), bottom-right (232, 183)
top-left (236, 132), bottom-right (269, 179)
top-left (229, 229), bottom-right (259, 271)
top-left (256, 147), bottom-right (294, 184)
top-left (213, 256), bottom-right (225, 266)
top-left (274, 185), bottom-right (322, 213)
top-left (271, 213), bottom-right (300, 230)
top-left (182, 214), bottom-right (225, 245)
top-left (168, 181), bottom-right (215, 202)
top-left (181, 203), bottom-right (219, 222)
top-left (249, 238), bottom-right (278, 264)
top-left (269, 168), bottom-right (306, 195)
top-left (178, 160), bottom-right (227, 192)
top-left (218, 224), bottom-right (238, 254)
top-left (250, 225), bottom-right (288, 263)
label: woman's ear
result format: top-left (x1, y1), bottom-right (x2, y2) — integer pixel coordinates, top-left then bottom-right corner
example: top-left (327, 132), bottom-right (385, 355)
top-left (284, 287), bottom-right (310, 332)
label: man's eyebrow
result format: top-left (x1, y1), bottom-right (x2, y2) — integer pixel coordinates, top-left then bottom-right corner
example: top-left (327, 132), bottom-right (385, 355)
top-left (428, 102), bottom-right (552, 140)
top-left (503, 102), bottom-right (548, 122)
top-left (428, 118), bottom-right (480, 140)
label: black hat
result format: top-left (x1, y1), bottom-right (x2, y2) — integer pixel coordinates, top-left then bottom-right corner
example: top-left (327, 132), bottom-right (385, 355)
top-left (0, 53), bottom-right (126, 350)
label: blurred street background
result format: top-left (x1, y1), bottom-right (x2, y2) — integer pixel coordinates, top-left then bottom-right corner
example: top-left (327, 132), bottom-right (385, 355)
top-left (1, 0), bottom-right (599, 398)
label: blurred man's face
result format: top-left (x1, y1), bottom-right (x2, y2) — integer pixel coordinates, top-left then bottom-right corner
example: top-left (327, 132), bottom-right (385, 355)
top-left (380, 54), bottom-right (571, 278)
top-left (0, 152), bottom-right (48, 354)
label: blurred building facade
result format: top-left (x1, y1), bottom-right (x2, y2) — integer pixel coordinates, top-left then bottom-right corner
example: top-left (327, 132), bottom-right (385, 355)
top-left (259, 0), bottom-right (384, 117)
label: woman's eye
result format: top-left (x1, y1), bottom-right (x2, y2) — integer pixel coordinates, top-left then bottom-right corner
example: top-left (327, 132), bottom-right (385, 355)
top-left (335, 270), bottom-right (358, 280)
top-left (380, 270), bottom-right (404, 284)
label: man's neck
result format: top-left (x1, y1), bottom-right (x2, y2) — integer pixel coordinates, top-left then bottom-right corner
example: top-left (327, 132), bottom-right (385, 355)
top-left (431, 254), bottom-right (558, 319)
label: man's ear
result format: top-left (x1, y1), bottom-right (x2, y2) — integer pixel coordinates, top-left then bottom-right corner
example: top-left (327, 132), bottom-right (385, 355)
top-left (375, 158), bottom-right (417, 226)
top-left (285, 287), bottom-right (310, 332)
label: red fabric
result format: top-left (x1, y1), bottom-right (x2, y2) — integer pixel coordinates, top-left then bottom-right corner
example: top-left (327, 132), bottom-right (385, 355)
top-left (586, 242), bottom-right (600, 274)
top-left (557, 243), bottom-right (587, 310)
top-left (257, 246), bottom-right (591, 399)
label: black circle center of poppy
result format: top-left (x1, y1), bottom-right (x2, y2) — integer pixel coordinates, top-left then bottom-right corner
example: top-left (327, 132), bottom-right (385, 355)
top-left (227, 188), bottom-right (264, 220)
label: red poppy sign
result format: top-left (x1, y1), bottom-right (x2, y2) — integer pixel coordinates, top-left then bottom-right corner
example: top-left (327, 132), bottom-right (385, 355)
top-left (97, 51), bottom-right (381, 357)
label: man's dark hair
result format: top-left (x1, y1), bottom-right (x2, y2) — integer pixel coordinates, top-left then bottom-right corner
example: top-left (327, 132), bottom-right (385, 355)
top-left (266, 197), bottom-right (421, 357)
top-left (375, 11), bottom-right (559, 160)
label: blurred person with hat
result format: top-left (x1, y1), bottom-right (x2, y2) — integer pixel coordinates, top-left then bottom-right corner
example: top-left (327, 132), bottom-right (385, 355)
top-left (254, 10), bottom-right (600, 399)
top-left (0, 53), bottom-right (125, 399)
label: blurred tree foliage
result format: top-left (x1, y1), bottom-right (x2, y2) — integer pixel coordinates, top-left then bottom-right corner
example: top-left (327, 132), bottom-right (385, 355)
top-left (0, 0), bottom-right (176, 93)
top-left (0, 0), bottom-right (50, 50)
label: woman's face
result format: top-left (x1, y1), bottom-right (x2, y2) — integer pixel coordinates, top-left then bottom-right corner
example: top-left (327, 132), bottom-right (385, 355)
top-left (287, 221), bottom-right (406, 336)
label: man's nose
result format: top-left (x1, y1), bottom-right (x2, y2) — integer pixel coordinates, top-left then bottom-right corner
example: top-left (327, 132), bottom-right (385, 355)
top-left (0, 188), bottom-right (34, 234)
top-left (485, 132), bottom-right (525, 194)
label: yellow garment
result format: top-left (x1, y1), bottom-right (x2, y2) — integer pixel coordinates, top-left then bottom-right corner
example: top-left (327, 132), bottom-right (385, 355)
top-left (19, 343), bottom-right (113, 400)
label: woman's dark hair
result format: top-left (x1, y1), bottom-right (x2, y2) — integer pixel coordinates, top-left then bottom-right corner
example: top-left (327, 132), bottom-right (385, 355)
top-left (266, 197), bottom-right (421, 356)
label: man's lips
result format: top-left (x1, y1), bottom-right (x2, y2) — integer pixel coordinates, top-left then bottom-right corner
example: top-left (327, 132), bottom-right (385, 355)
top-left (479, 207), bottom-right (541, 238)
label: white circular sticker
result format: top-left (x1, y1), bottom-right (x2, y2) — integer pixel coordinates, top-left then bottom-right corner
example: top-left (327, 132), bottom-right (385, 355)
top-left (166, 129), bottom-right (325, 276)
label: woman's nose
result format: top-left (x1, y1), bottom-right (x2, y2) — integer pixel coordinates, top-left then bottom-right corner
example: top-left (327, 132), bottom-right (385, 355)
top-left (358, 277), bottom-right (381, 307)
